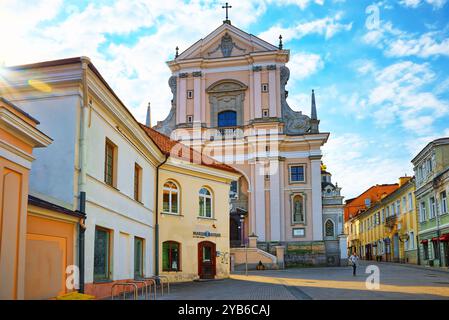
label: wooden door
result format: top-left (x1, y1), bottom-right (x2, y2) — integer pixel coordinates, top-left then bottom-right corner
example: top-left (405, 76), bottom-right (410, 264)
top-left (198, 241), bottom-right (216, 279)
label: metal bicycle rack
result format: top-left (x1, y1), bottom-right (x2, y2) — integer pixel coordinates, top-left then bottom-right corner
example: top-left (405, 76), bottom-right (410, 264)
top-left (141, 278), bottom-right (157, 300)
top-left (128, 280), bottom-right (149, 300)
top-left (111, 282), bottom-right (138, 300)
top-left (147, 276), bottom-right (170, 296)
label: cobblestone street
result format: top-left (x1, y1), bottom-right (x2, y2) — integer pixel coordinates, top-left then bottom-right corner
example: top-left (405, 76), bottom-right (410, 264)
top-left (152, 262), bottom-right (449, 300)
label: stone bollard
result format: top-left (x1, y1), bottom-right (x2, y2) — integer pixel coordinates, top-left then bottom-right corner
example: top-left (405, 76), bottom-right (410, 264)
top-left (275, 245), bottom-right (285, 269)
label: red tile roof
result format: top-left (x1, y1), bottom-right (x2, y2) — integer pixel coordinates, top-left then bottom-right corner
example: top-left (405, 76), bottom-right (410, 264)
top-left (140, 124), bottom-right (239, 175)
top-left (344, 184), bottom-right (399, 222)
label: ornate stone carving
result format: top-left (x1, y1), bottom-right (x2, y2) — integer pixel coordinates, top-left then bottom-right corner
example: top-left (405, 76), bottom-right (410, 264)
top-left (280, 66), bottom-right (312, 135)
top-left (192, 71), bottom-right (202, 77)
top-left (179, 72), bottom-right (188, 78)
top-left (207, 32), bottom-right (246, 57)
top-left (154, 76), bottom-right (177, 135)
top-left (252, 66), bottom-right (262, 72)
top-left (267, 65), bottom-right (277, 70)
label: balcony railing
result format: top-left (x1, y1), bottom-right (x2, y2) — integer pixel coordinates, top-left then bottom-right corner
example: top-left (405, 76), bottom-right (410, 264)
top-left (385, 215), bottom-right (397, 228)
top-left (210, 126), bottom-right (244, 140)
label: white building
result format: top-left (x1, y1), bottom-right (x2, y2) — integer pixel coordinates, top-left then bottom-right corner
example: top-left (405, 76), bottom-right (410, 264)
top-left (1, 57), bottom-right (165, 298)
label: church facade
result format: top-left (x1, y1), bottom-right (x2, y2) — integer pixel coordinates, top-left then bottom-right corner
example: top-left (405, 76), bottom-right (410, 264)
top-left (153, 20), bottom-right (330, 265)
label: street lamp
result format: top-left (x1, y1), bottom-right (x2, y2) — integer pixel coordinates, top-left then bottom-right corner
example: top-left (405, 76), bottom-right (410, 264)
top-left (240, 214), bottom-right (245, 247)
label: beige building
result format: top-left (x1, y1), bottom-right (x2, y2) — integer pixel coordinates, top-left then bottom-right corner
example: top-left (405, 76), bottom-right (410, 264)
top-left (142, 125), bottom-right (240, 281)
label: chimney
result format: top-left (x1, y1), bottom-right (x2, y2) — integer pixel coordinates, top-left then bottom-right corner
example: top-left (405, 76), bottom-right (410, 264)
top-left (399, 176), bottom-right (411, 187)
top-left (146, 102), bottom-right (151, 127)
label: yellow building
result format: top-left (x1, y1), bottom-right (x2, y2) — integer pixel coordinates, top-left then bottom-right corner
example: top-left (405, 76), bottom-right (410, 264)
top-left (142, 125), bottom-right (240, 282)
top-left (347, 177), bottom-right (418, 264)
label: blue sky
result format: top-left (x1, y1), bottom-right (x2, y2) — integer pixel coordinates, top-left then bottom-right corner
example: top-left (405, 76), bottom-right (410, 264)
top-left (1, 0), bottom-right (448, 198)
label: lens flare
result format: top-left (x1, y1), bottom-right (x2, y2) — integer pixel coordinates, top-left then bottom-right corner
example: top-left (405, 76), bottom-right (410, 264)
top-left (28, 79), bottom-right (52, 93)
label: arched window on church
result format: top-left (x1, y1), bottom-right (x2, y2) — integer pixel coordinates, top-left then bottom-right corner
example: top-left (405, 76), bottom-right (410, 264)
top-left (325, 219), bottom-right (335, 237)
top-left (292, 194), bottom-right (305, 224)
top-left (218, 110), bottom-right (237, 127)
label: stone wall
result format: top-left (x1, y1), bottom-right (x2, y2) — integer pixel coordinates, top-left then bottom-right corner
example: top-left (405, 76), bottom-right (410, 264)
top-left (257, 241), bottom-right (327, 267)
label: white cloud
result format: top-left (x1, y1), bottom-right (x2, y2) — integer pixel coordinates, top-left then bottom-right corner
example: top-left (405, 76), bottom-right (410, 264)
top-left (267, 0), bottom-right (325, 9)
top-left (258, 13), bottom-right (352, 44)
top-left (367, 61), bottom-right (448, 134)
top-left (363, 20), bottom-right (449, 58)
top-left (399, 0), bottom-right (447, 9)
top-left (0, 1), bottom-right (269, 124)
top-left (288, 52), bottom-right (324, 82)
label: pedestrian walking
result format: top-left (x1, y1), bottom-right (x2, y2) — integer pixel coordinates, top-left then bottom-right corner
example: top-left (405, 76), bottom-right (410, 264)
top-left (349, 252), bottom-right (359, 276)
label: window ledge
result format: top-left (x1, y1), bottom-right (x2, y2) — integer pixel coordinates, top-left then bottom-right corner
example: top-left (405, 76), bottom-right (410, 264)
top-left (93, 279), bottom-right (113, 284)
top-left (161, 212), bottom-right (183, 217)
top-left (197, 217), bottom-right (216, 221)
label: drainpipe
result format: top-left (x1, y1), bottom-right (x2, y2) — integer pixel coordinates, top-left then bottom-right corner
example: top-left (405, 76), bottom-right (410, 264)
top-left (78, 57), bottom-right (90, 292)
top-left (155, 155), bottom-right (168, 276)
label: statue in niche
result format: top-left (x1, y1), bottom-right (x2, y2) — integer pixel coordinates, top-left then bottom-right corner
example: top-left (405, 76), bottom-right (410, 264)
top-left (154, 75), bottom-right (177, 135)
top-left (280, 66), bottom-right (312, 135)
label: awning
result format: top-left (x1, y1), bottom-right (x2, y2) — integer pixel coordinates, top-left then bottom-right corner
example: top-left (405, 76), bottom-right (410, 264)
top-left (431, 237), bottom-right (439, 242)
top-left (421, 239), bottom-right (428, 244)
top-left (440, 234), bottom-right (449, 242)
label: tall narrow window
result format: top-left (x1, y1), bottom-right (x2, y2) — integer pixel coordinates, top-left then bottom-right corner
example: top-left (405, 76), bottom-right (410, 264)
top-left (420, 202), bottom-right (427, 222)
top-left (162, 241), bottom-right (180, 271)
top-left (230, 181), bottom-right (238, 199)
top-left (325, 219), bottom-right (334, 237)
top-left (104, 139), bottom-right (116, 186)
top-left (441, 191), bottom-right (447, 214)
top-left (408, 193), bottom-right (413, 211)
top-left (134, 237), bottom-right (144, 279)
top-left (134, 163), bottom-right (142, 202)
top-left (429, 197), bottom-right (436, 218)
top-left (199, 187), bottom-right (213, 218)
top-left (162, 181), bottom-right (179, 214)
top-left (94, 227), bottom-right (111, 281)
top-left (292, 194), bottom-right (305, 224)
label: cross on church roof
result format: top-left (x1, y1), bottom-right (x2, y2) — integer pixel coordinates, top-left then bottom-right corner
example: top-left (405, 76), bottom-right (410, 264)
top-left (222, 2), bottom-right (232, 24)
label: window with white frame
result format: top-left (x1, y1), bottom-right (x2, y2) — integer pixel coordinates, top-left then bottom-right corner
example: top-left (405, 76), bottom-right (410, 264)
top-left (441, 191), bottom-right (447, 214)
top-left (199, 187), bottom-right (213, 218)
top-left (261, 83), bottom-right (269, 92)
top-left (382, 209), bottom-right (385, 223)
top-left (402, 196), bottom-right (407, 212)
top-left (187, 90), bottom-right (193, 99)
top-left (289, 165), bottom-right (305, 183)
top-left (409, 231), bottom-right (415, 249)
top-left (420, 202), bottom-right (427, 222)
top-left (408, 193), bottom-right (413, 211)
top-left (163, 181), bottom-right (180, 214)
top-left (396, 200), bottom-right (401, 215)
top-left (429, 197), bottom-right (436, 218)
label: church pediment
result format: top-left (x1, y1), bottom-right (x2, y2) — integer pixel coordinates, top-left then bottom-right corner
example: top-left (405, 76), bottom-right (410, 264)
top-left (176, 23), bottom-right (278, 60)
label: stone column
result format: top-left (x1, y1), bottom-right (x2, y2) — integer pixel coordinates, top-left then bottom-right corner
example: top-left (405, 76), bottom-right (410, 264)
top-left (193, 72), bottom-right (201, 123)
top-left (268, 66), bottom-right (277, 117)
top-left (178, 75), bottom-right (187, 124)
top-left (310, 156), bottom-right (323, 240)
top-left (254, 161), bottom-right (266, 241)
top-left (269, 159), bottom-right (281, 241)
top-left (253, 67), bottom-right (262, 119)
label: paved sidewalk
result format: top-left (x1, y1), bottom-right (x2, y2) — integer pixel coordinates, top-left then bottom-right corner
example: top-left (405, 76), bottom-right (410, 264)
top-left (113, 262), bottom-right (449, 300)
